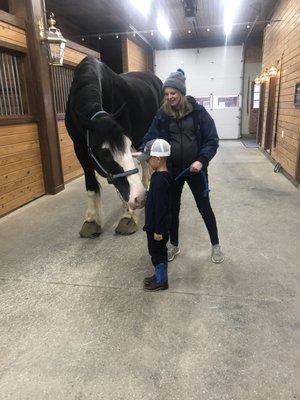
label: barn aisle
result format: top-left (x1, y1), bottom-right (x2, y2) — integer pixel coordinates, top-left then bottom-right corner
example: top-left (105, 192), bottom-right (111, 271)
top-left (0, 141), bottom-right (299, 400)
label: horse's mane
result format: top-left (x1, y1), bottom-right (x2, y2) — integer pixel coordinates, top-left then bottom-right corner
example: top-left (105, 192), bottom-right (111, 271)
top-left (71, 57), bottom-right (104, 118)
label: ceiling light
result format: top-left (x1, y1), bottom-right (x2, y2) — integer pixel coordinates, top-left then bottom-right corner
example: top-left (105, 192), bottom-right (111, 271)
top-left (156, 12), bottom-right (171, 40)
top-left (130, 0), bottom-right (151, 17)
top-left (206, 28), bottom-right (210, 32)
top-left (247, 24), bottom-right (250, 29)
top-left (188, 29), bottom-right (192, 34)
top-left (151, 31), bottom-right (154, 36)
top-left (223, 0), bottom-right (240, 36)
top-left (116, 34), bottom-right (119, 39)
top-left (133, 32), bottom-right (136, 37)
top-left (98, 35), bottom-right (101, 40)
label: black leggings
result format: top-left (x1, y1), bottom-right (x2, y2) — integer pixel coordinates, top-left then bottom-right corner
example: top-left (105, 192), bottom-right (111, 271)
top-left (170, 172), bottom-right (219, 246)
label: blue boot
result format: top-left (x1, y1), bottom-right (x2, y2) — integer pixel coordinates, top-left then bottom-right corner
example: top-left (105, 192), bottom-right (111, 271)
top-left (143, 263), bottom-right (168, 291)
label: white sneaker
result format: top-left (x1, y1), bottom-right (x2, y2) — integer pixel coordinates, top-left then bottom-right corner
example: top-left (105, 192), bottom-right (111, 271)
top-left (211, 244), bottom-right (224, 264)
top-left (168, 245), bottom-right (180, 262)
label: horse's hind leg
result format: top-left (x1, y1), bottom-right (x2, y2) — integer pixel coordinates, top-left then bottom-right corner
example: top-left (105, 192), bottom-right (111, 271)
top-left (74, 142), bottom-right (102, 238)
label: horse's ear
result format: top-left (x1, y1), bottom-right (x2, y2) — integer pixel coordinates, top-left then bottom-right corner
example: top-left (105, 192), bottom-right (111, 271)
top-left (112, 103), bottom-right (127, 120)
top-left (75, 110), bottom-right (95, 130)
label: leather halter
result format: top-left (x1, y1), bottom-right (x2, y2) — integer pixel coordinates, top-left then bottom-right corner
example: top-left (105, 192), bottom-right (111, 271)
top-left (86, 108), bottom-right (139, 184)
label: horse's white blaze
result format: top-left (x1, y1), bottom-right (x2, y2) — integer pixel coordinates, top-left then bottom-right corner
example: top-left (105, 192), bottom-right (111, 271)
top-left (86, 190), bottom-right (102, 226)
top-left (114, 136), bottom-right (146, 207)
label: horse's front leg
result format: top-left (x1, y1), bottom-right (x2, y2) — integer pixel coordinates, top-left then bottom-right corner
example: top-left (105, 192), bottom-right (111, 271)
top-left (115, 200), bottom-right (139, 235)
top-left (80, 189), bottom-right (103, 238)
top-left (74, 141), bottom-right (103, 238)
top-left (115, 160), bottom-right (149, 235)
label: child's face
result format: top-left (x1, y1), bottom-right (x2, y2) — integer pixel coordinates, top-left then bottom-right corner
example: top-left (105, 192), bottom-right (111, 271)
top-left (148, 156), bottom-right (162, 170)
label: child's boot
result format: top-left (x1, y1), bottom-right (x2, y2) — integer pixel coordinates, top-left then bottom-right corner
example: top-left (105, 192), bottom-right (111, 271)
top-left (143, 274), bottom-right (155, 285)
top-left (143, 263), bottom-right (168, 291)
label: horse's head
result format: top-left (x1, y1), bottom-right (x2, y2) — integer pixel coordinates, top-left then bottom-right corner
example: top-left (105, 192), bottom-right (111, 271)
top-left (84, 112), bottom-right (146, 209)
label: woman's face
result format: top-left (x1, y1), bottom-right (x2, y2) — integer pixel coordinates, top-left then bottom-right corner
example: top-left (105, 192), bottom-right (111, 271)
top-left (164, 87), bottom-right (182, 108)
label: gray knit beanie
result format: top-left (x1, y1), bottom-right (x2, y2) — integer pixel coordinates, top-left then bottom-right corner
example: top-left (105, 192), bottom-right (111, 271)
top-left (162, 68), bottom-right (186, 95)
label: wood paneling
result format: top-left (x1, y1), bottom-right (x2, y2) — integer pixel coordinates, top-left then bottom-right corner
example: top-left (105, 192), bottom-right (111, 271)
top-left (57, 120), bottom-right (83, 182)
top-left (261, 0), bottom-right (300, 182)
top-left (123, 37), bottom-right (152, 72)
top-left (0, 19), bottom-right (27, 49)
top-left (0, 122), bottom-right (45, 216)
top-left (64, 47), bottom-right (88, 65)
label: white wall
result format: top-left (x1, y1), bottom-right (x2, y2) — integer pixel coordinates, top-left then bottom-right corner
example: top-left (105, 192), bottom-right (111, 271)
top-left (155, 46), bottom-right (243, 139)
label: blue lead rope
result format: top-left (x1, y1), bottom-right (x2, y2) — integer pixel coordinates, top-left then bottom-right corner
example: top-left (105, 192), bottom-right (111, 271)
top-left (174, 167), bottom-right (210, 198)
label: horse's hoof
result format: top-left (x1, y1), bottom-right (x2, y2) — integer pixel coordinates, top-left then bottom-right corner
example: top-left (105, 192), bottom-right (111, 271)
top-left (79, 221), bottom-right (102, 238)
top-left (115, 217), bottom-right (138, 235)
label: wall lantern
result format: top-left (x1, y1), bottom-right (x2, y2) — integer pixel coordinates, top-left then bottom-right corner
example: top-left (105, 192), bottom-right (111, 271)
top-left (41, 13), bottom-right (66, 66)
top-left (254, 75), bottom-right (261, 85)
top-left (260, 69), bottom-right (269, 83)
top-left (268, 64), bottom-right (278, 78)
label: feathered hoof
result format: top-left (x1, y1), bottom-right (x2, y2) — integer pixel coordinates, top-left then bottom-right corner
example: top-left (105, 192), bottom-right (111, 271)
top-left (115, 217), bottom-right (138, 235)
top-left (79, 221), bottom-right (102, 238)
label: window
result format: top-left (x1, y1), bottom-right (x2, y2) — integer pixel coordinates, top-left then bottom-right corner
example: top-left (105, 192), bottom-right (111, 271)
top-left (0, 51), bottom-right (26, 116)
top-left (196, 96), bottom-right (211, 109)
top-left (214, 95), bottom-right (239, 109)
top-left (252, 83), bottom-right (260, 109)
top-left (50, 65), bottom-right (74, 115)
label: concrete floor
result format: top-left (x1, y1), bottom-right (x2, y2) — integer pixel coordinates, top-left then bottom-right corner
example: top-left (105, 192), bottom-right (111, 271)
top-left (0, 141), bottom-right (299, 400)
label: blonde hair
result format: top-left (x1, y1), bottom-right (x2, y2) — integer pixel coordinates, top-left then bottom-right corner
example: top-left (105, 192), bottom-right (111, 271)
top-left (163, 92), bottom-right (192, 120)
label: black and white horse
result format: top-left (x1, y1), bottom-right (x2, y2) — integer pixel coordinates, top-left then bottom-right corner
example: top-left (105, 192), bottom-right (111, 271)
top-left (65, 57), bottom-right (162, 237)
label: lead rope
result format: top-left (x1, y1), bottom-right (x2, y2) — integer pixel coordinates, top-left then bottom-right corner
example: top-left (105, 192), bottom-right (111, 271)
top-left (174, 166), bottom-right (210, 198)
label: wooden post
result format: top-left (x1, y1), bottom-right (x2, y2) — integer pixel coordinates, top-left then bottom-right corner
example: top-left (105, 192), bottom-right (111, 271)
top-left (9, 0), bottom-right (64, 194)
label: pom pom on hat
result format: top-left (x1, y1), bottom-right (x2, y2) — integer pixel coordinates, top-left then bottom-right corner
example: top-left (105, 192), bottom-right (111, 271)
top-left (162, 68), bottom-right (186, 95)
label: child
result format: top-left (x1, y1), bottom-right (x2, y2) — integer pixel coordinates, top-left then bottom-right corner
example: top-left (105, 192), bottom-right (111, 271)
top-left (134, 139), bottom-right (173, 291)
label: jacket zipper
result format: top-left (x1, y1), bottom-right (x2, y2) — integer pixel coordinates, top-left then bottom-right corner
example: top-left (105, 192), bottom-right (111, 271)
top-left (178, 120), bottom-right (183, 173)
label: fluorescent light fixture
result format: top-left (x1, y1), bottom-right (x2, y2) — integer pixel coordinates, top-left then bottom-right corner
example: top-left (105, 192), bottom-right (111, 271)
top-left (223, 0), bottom-right (240, 36)
top-left (156, 12), bottom-right (171, 40)
top-left (130, 0), bottom-right (151, 16)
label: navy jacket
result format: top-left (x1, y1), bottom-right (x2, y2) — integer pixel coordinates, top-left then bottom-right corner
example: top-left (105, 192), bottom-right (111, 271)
top-left (143, 171), bottom-right (173, 234)
top-left (139, 96), bottom-right (219, 175)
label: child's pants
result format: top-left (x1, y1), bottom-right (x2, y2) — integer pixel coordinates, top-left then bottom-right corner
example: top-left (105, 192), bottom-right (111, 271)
top-left (146, 232), bottom-right (169, 266)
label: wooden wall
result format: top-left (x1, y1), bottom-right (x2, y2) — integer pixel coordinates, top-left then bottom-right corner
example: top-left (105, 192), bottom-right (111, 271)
top-left (0, 18), bottom-right (26, 49)
top-left (0, 13), bottom-right (45, 217)
top-left (57, 120), bottom-right (82, 183)
top-left (0, 123), bottom-right (45, 216)
top-left (0, 10), bottom-right (99, 217)
top-left (122, 37), bottom-right (153, 72)
top-left (261, 0), bottom-right (300, 181)
top-left (64, 45), bottom-right (88, 65)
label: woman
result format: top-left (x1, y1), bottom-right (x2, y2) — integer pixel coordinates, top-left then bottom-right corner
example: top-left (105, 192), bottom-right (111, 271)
top-left (136, 69), bottom-right (224, 264)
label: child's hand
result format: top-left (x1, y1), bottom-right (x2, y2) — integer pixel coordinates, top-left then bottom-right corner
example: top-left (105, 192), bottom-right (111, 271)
top-left (154, 233), bottom-right (163, 241)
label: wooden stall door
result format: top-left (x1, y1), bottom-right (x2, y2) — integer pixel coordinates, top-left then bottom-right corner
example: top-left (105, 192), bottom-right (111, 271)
top-left (257, 82), bottom-right (266, 145)
top-left (264, 77), bottom-right (277, 152)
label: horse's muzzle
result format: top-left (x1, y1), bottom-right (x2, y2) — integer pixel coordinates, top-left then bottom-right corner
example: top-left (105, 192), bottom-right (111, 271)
top-left (129, 194), bottom-right (146, 210)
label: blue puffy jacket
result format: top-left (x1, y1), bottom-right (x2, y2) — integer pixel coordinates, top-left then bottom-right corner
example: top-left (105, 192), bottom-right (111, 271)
top-left (139, 96), bottom-right (219, 175)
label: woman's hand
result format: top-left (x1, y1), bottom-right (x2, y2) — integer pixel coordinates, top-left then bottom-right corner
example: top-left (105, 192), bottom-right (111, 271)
top-left (131, 151), bottom-right (142, 158)
top-left (190, 161), bottom-right (203, 173)
top-left (154, 233), bottom-right (163, 241)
